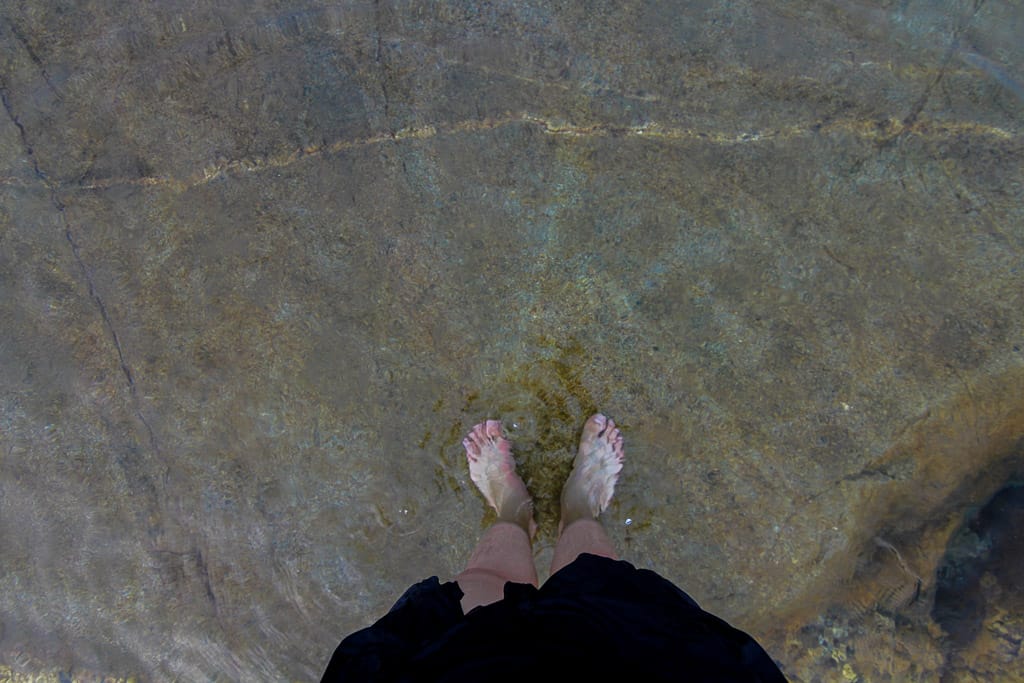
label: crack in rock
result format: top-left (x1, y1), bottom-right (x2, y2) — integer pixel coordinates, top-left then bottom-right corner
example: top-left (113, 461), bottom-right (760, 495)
top-left (1, 70), bottom-right (159, 456)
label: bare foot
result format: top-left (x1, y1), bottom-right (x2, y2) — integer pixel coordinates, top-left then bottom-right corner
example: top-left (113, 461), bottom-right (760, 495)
top-left (464, 420), bottom-right (535, 535)
top-left (560, 413), bottom-right (624, 528)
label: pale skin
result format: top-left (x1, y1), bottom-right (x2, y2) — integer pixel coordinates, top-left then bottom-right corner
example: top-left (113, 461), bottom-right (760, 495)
top-left (454, 413), bottom-right (625, 613)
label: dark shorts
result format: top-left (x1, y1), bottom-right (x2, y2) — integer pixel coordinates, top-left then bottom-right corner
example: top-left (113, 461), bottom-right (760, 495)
top-left (322, 553), bottom-right (786, 682)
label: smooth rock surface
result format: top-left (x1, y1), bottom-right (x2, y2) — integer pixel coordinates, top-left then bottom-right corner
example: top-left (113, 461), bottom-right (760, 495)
top-left (1, 1), bottom-right (1022, 680)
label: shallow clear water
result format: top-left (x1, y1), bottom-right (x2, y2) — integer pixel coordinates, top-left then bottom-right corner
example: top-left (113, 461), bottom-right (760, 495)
top-left (1, 1), bottom-right (1022, 680)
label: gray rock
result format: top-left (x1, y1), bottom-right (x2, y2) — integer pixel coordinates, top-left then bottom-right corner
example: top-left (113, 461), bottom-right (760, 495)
top-left (1, 1), bottom-right (1021, 679)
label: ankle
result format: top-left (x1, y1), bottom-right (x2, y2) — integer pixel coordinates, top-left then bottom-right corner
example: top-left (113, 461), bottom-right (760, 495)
top-left (498, 498), bottom-right (534, 534)
top-left (558, 506), bottom-right (596, 531)
top-left (559, 485), bottom-right (596, 528)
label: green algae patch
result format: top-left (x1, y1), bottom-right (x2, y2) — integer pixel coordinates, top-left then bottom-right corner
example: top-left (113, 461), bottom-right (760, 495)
top-left (437, 336), bottom-right (601, 539)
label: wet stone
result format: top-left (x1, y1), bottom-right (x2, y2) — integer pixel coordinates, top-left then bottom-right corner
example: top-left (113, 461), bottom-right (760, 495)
top-left (0, 0), bottom-right (1023, 680)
